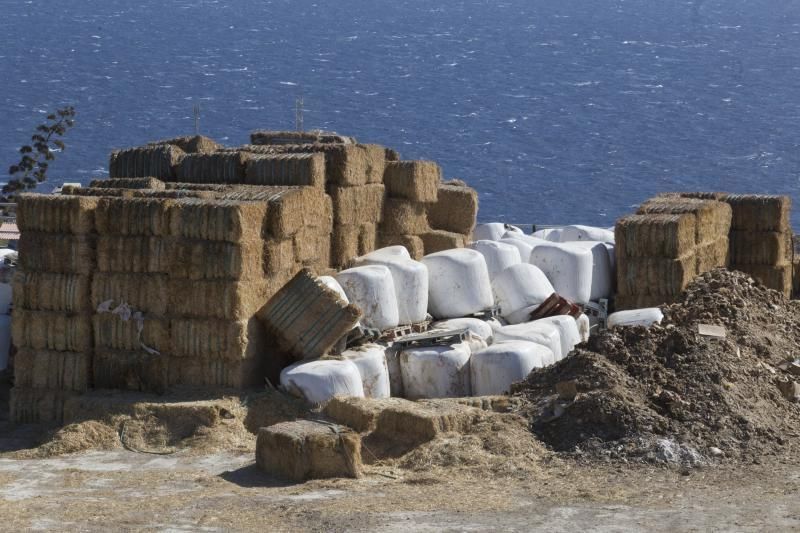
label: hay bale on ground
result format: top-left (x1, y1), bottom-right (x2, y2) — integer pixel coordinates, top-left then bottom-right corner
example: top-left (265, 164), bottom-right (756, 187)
top-left (637, 197), bottom-right (732, 243)
top-left (167, 279), bottom-right (281, 321)
top-left (10, 387), bottom-right (74, 424)
top-left (377, 233), bottom-right (425, 260)
top-left (170, 317), bottom-right (264, 360)
top-left (93, 349), bottom-right (168, 393)
top-left (383, 161), bottom-right (441, 202)
top-left (730, 263), bottom-right (793, 297)
top-left (696, 237), bottom-right (729, 274)
top-left (250, 130), bottom-right (356, 146)
top-left (421, 230), bottom-right (466, 254)
top-left (17, 194), bottom-right (98, 234)
top-left (170, 199), bottom-right (268, 242)
top-left (616, 255), bottom-right (697, 297)
top-left (91, 273), bottom-right (169, 315)
top-left (329, 184), bottom-right (385, 226)
top-left (109, 145), bottom-right (184, 179)
top-left (167, 356), bottom-right (263, 388)
top-left (324, 396), bottom-right (411, 433)
top-left (13, 272), bottom-right (90, 313)
top-left (426, 184), bottom-right (478, 235)
top-left (149, 135), bottom-right (220, 154)
top-left (18, 233), bottom-right (95, 274)
top-left (93, 314), bottom-right (170, 353)
top-left (95, 197), bottom-right (175, 236)
top-left (175, 152), bottom-right (251, 183)
top-left (14, 349), bottom-right (91, 392)
top-left (89, 177), bottom-right (166, 190)
top-left (97, 236), bottom-right (171, 273)
top-left (729, 230), bottom-right (793, 265)
top-left (256, 420), bottom-right (362, 481)
top-left (380, 199), bottom-right (429, 235)
top-left (372, 399), bottom-right (480, 445)
top-left (12, 311), bottom-right (92, 352)
top-left (220, 187), bottom-right (332, 238)
top-left (244, 153), bottom-right (325, 188)
top-left (170, 239), bottom-right (264, 280)
top-left (615, 214), bottom-right (696, 258)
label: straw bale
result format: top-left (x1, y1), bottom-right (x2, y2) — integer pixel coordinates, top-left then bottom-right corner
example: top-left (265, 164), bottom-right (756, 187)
top-left (330, 225), bottom-right (360, 268)
top-left (10, 387), bottom-right (74, 424)
top-left (109, 145), bottom-right (184, 179)
top-left (278, 144), bottom-right (370, 187)
top-left (150, 135), bottom-right (220, 154)
top-left (89, 177), bottom-right (166, 190)
top-left (93, 349), bottom-right (168, 393)
top-left (91, 273), bottom-right (168, 315)
top-left (167, 355), bottom-right (263, 388)
top-left (62, 186), bottom-right (132, 198)
top-left (729, 230), bottom-right (792, 266)
top-left (12, 271), bottom-right (90, 313)
top-left (359, 223), bottom-right (377, 255)
top-left (258, 269), bottom-right (362, 360)
top-left (231, 144), bottom-right (287, 155)
top-left (93, 314), bottom-right (170, 353)
top-left (723, 194), bottom-right (791, 232)
top-left (293, 227), bottom-right (331, 264)
top-left (170, 238), bottom-right (264, 280)
top-left (730, 263), bottom-right (793, 297)
top-left (385, 147), bottom-right (400, 162)
top-left (264, 238), bottom-right (296, 273)
top-left (324, 396), bottom-right (411, 433)
top-left (362, 144), bottom-right (387, 184)
top-left (696, 237), bottom-right (729, 274)
top-left (637, 197), bottom-right (732, 243)
top-left (18, 232), bottom-right (94, 274)
top-left (95, 197), bottom-right (175, 236)
top-left (329, 184), bottom-right (385, 225)
top-left (165, 182), bottom-right (233, 192)
top-left (12, 311), bottom-right (92, 352)
top-left (131, 189), bottom-right (217, 199)
top-left (383, 160), bottom-right (441, 202)
top-left (244, 153), bottom-right (325, 188)
top-left (377, 233), bottom-right (425, 260)
top-left (14, 349), bottom-right (91, 392)
top-left (614, 293), bottom-right (672, 312)
top-left (97, 236), bottom-right (171, 273)
top-left (426, 184), bottom-right (478, 234)
top-left (380, 199), bottom-right (429, 236)
top-left (175, 152), bottom-right (250, 184)
top-left (373, 400), bottom-right (478, 445)
top-left (168, 279), bottom-right (280, 321)
top-left (250, 130), bottom-right (356, 145)
top-left (615, 214), bottom-right (696, 258)
top-left (17, 193), bottom-right (98, 234)
top-left (170, 198), bottom-right (267, 242)
top-left (256, 420), bottom-right (362, 481)
top-left (219, 187), bottom-right (331, 238)
top-left (170, 317), bottom-right (265, 360)
top-left (676, 191), bottom-right (729, 202)
top-left (421, 230), bottom-right (466, 254)
top-left (616, 254), bottom-right (697, 296)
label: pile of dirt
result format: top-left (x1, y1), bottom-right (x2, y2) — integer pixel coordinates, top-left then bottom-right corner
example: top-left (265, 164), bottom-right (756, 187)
top-left (514, 268), bottom-right (800, 465)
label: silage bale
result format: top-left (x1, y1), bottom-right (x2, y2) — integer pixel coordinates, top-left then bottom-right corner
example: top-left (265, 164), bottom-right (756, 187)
top-left (95, 197), bottom-right (175, 236)
top-left (18, 233), bottom-right (94, 274)
top-left (616, 254), bottom-right (697, 297)
top-left (176, 151), bottom-right (251, 184)
top-left (637, 197), bottom-right (732, 244)
top-left (170, 317), bottom-right (265, 360)
top-left (377, 233), bottom-right (425, 260)
top-left (615, 214), bottom-right (696, 258)
top-left (383, 161), bottom-right (441, 203)
top-left (89, 177), bottom-right (166, 190)
top-left (380, 199), bottom-right (429, 236)
top-left (12, 311), bottom-right (92, 352)
top-left (13, 349), bottom-right (91, 392)
top-left (729, 230), bottom-right (792, 265)
top-left (10, 387), bottom-right (75, 424)
top-left (17, 193), bottom-right (98, 234)
top-left (730, 263), bottom-right (793, 297)
top-left (420, 230), bottom-right (466, 254)
top-left (170, 198), bottom-right (268, 242)
top-left (170, 238), bottom-right (265, 280)
top-left (90, 273), bottom-right (169, 315)
top-left (109, 145), bottom-right (184, 179)
top-left (426, 184), bottom-right (478, 235)
top-left (97, 236), bottom-right (171, 273)
top-left (12, 271), bottom-right (90, 313)
top-left (329, 184), bottom-right (386, 225)
top-left (244, 153), bottom-right (325, 188)
top-left (149, 135), bottom-right (220, 154)
top-left (92, 314), bottom-right (170, 353)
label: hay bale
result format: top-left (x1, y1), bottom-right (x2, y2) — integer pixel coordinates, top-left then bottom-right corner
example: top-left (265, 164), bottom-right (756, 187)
top-left (293, 227), bottom-right (330, 264)
top-left (168, 279), bottom-right (283, 321)
top-left (324, 396), bottom-right (411, 433)
top-left (730, 263), bottom-right (793, 297)
top-left (95, 197), bottom-right (175, 236)
top-left (13, 271), bottom-right (90, 313)
top-left (426, 184), bottom-right (478, 234)
top-left (614, 293), bottom-right (671, 311)
top-left (219, 187), bottom-right (332, 238)
top-left (89, 177), bottom-right (166, 190)
top-left (93, 314), bottom-right (170, 353)
top-left (250, 130), bottom-right (356, 145)
top-left (729, 230), bottom-right (792, 265)
top-left (615, 214), bottom-right (696, 258)
top-left (170, 317), bottom-right (264, 360)
top-left (278, 144), bottom-right (371, 187)
top-left (255, 420), bottom-right (362, 481)
top-left (637, 197), bottom-right (732, 244)
top-left (109, 145), bottom-right (184, 179)
top-left (373, 399), bottom-right (479, 445)
top-left (97, 236), bottom-right (171, 273)
top-left (377, 233), bottom-right (425, 260)
top-left (150, 135), bottom-right (220, 154)
top-left (165, 182), bottom-right (234, 192)
top-left (724, 194), bottom-right (791, 232)
top-left (380, 199), bottom-right (429, 235)
top-left (62, 187), bottom-right (132, 198)
top-left (385, 148), bottom-right (400, 162)
top-left (93, 349), bottom-right (168, 393)
top-left (358, 224), bottom-right (377, 256)
top-left (264, 239), bottom-right (296, 273)
top-left (244, 153), bottom-right (325, 188)
top-left (696, 237), bottom-right (729, 274)
top-left (421, 230), bottom-right (465, 254)
top-left (131, 189), bottom-right (217, 199)
top-left (91, 273), bottom-right (169, 315)
top-left (175, 152), bottom-right (250, 183)
top-left (330, 225), bottom-right (360, 268)
top-left (12, 311), bottom-right (92, 352)
top-left (383, 161), bottom-right (441, 202)
top-left (10, 387), bottom-right (74, 424)
top-left (167, 355), bottom-right (263, 388)
top-left (18, 233), bottom-right (95, 274)
top-left (170, 198), bottom-right (268, 242)
top-left (170, 238), bottom-right (264, 280)
top-left (14, 349), bottom-right (91, 392)
top-left (17, 193), bottom-right (98, 234)
top-left (362, 144), bottom-right (387, 185)
top-left (616, 254), bottom-right (697, 296)
top-left (329, 184), bottom-right (385, 225)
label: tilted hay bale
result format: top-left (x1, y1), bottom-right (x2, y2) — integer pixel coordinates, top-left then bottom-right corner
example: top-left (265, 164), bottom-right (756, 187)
top-left (95, 197), bottom-right (175, 236)
top-left (328, 184), bottom-right (385, 225)
top-left (359, 223), bottom-right (377, 256)
top-left (13, 271), bottom-right (91, 313)
top-left (426, 184), bottom-right (478, 235)
top-left (377, 233), bottom-right (425, 260)
top-left (421, 230), bottom-right (466, 254)
top-left (380, 198), bottom-right (429, 235)
top-left (149, 135), bottom-right (220, 154)
top-left (256, 420), bottom-right (362, 481)
top-left (729, 230), bottom-right (792, 266)
top-left (637, 197), bottom-right (732, 244)
top-left (330, 225), bottom-right (360, 268)
top-left (91, 273), bottom-right (169, 315)
top-left (170, 317), bottom-right (265, 360)
top-left (176, 151), bottom-right (251, 184)
top-left (616, 254), bottom-right (697, 297)
top-left (93, 313), bottom-right (170, 353)
top-left (10, 387), bottom-right (75, 424)
top-left (244, 153), bottom-right (325, 188)
top-left (615, 214), bottom-right (696, 258)
top-left (89, 177), bottom-right (166, 190)
top-left (219, 187), bottom-right (331, 238)
top-left (730, 263), bottom-right (793, 297)
top-left (12, 311), bottom-right (92, 352)
top-left (170, 198), bottom-right (268, 242)
top-left (62, 186), bottom-right (132, 198)
top-left (168, 278), bottom-right (287, 321)
top-left (18, 232), bottom-right (95, 274)
top-left (383, 160), bottom-right (441, 202)
top-left (250, 130), bottom-right (356, 146)
top-left (264, 238), bottom-right (296, 273)
top-left (723, 194), bottom-right (791, 232)
top-left (614, 293), bottom-right (672, 311)
top-left (696, 237), bottom-right (729, 274)
top-left (168, 355), bottom-right (263, 388)
top-left (93, 349), bottom-right (168, 393)
top-left (109, 145), bottom-right (184, 179)
top-left (14, 349), bottom-right (91, 392)
top-left (170, 238), bottom-right (264, 280)
top-left (17, 193), bottom-right (98, 234)
top-left (362, 144), bottom-right (387, 184)
top-left (97, 236), bottom-right (171, 273)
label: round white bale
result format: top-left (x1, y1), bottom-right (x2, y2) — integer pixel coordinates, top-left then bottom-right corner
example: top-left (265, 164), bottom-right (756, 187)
top-left (354, 253), bottom-right (428, 325)
top-left (607, 308), bottom-right (664, 329)
top-left (559, 225), bottom-right (615, 244)
top-left (493, 322), bottom-right (560, 364)
top-left (491, 263), bottom-right (555, 319)
top-left (384, 344), bottom-right (404, 397)
top-left (421, 248), bottom-right (493, 319)
top-left (341, 344), bottom-right (391, 398)
top-left (530, 241), bottom-right (614, 304)
top-left (468, 240), bottom-right (521, 281)
top-left (280, 359), bottom-right (365, 404)
top-left (473, 223), bottom-right (523, 241)
top-left (470, 340), bottom-right (550, 395)
top-left (363, 245), bottom-right (411, 260)
top-left (335, 265), bottom-right (400, 331)
top-left (318, 276), bottom-right (349, 303)
top-left (576, 313), bottom-right (591, 342)
top-left (535, 315), bottom-right (582, 358)
top-left (400, 342), bottom-right (472, 399)
top-left (431, 317), bottom-right (494, 344)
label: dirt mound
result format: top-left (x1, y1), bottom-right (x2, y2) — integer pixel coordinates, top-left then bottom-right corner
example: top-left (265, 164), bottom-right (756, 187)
top-left (514, 268), bottom-right (800, 465)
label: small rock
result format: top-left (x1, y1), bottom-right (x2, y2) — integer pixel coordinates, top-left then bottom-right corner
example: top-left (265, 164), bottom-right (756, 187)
top-left (709, 447), bottom-right (723, 457)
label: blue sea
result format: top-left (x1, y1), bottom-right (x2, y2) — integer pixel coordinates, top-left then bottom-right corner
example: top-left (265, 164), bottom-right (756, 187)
top-left (1, 0), bottom-right (799, 229)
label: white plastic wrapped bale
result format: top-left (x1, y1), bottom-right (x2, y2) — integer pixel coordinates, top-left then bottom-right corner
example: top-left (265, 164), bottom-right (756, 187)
top-left (468, 240), bottom-right (521, 281)
top-left (384, 344), bottom-right (404, 397)
top-left (505, 304), bottom-right (538, 326)
top-left (341, 344), bottom-right (391, 398)
top-left (421, 248), bottom-right (493, 319)
top-left (529, 241), bottom-right (613, 305)
top-left (280, 359), bottom-right (365, 404)
top-left (363, 245), bottom-right (410, 260)
top-left (535, 316), bottom-right (582, 358)
top-left (400, 342), bottom-right (472, 399)
top-left (472, 223), bottom-right (523, 242)
top-left (471, 341), bottom-right (550, 395)
top-left (491, 263), bottom-right (555, 321)
top-left (532, 227), bottom-right (564, 242)
top-left (608, 308), bottom-right (664, 329)
top-left (576, 313), bottom-right (591, 342)
top-left (431, 318), bottom-right (494, 344)
top-left (353, 250), bottom-right (428, 325)
top-left (335, 265), bottom-right (400, 331)
top-left (493, 322), bottom-right (560, 364)
top-left (318, 276), bottom-right (350, 303)
top-left (559, 225), bottom-right (615, 244)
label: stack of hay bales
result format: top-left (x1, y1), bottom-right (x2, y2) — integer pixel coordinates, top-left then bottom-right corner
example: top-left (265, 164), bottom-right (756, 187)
top-left (10, 195), bottom-right (97, 423)
top-left (423, 180), bottom-right (479, 255)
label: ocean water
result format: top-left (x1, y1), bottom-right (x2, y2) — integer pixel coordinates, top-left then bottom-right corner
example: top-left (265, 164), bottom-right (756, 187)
top-left (1, 0), bottom-right (799, 229)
